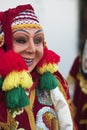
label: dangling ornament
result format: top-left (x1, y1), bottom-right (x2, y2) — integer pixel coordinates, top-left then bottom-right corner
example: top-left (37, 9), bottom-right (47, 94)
top-left (37, 47), bottom-right (60, 90)
top-left (0, 50), bottom-right (33, 108)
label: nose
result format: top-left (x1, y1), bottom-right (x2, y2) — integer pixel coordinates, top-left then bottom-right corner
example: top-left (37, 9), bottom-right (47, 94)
top-left (26, 38), bottom-right (35, 53)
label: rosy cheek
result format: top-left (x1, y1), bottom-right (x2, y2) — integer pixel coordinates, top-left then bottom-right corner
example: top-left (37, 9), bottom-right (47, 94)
top-left (40, 51), bottom-right (44, 59)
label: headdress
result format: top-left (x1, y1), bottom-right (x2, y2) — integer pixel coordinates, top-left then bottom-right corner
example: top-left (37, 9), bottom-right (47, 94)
top-left (0, 4), bottom-right (42, 50)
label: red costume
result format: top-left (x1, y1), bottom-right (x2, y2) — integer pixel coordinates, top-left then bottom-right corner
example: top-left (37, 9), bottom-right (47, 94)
top-left (67, 55), bottom-right (87, 130)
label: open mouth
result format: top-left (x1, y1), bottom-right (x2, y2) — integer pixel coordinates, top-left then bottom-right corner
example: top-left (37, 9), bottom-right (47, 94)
top-left (23, 57), bottom-right (33, 66)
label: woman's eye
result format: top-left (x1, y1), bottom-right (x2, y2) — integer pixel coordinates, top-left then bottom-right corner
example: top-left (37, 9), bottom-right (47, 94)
top-left (15, 39), bottom-right (26, 44)
top-left (34, 37), bottom-right (43, 44)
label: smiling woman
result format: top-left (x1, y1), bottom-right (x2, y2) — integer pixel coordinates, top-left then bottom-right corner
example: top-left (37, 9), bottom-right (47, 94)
top-left (0, 3), bottom-right (77, 130)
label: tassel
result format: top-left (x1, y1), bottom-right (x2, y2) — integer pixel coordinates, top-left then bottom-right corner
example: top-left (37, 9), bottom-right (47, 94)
top-left (2, 70), bottom-right (33, 109)
top-left (6, 86), bottom-right (29, 109)
top-left (40, 71), bottom-right (58, 90)
top-left (37, 47), bottom-right (60, 90)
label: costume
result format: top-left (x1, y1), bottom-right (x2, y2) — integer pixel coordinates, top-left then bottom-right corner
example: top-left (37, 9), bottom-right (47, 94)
top-left (0, 4), bottom-right (77, 130)
top-left (67, 55), bottom-right (87, 130)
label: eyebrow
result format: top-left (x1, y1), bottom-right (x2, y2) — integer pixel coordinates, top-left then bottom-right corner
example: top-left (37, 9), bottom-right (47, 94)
top-left (13, 29), bottom-right (43, 34)
top-left (34, 29), bottom-right (43, 34)
top-left (13, 29), bottom-right (30, 34)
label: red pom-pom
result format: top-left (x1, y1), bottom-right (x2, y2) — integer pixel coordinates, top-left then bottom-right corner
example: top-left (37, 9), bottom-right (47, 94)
top-left (37, 47), bottom-right (60, 67)
top-left (0, 48), bottom-right (5, 55)
top-left (0, 50), bottom-right (28, 77)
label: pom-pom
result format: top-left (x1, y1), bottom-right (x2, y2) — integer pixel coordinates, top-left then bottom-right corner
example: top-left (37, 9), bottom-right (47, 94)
top-left (0, 48), bottom-right (5, 55)
top-left (37, 63), bottom-right (58, 75)
top-left (6, 86), bottom-right (29, 108)
top-left (38, 47), bottom-right (60, 66)
top-left (37, 47), bottom-right (60, 74)
top-left (2, 70), bottom-right (33, 91)
top-left (0, 50), bottom-right (28, 78)
top-left (40, 71), bottom-right (58, 90)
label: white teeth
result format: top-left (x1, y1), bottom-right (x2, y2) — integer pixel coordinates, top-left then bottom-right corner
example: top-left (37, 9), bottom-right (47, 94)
top-left (25, 59), bottom-right (32, 62)
top-left (23, 57), bottom-right (33, 66)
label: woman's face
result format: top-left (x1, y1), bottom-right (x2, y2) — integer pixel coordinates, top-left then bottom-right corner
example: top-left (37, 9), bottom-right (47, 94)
top-left (13, 28), bottom-right (44, 72)
top-left (82, 41), bottom-right (87, 73)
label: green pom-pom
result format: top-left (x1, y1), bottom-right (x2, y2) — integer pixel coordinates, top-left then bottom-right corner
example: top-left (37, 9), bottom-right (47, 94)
top-left (40, 71), bottom-right (58, 90)
top-left (0, 77), bottom-right (4, 88)
top-left (6, 85), bottom-right (29, 109)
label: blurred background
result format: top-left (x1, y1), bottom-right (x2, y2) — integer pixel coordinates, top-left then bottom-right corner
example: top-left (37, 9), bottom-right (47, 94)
top-left (0, 0), bottom-right (81, 78)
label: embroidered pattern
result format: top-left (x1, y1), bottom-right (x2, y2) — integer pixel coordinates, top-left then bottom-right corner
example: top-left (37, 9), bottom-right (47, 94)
top-left (9, 108), bottom-right (24, 129)
top-left (37, 88), bottom-right (52, 106)
top-left (36, 107), bottom-right (58, 130)
top-left (77, 73), bottom-right (87, 94)
top-left (9, 108), bottom-right (24, 118)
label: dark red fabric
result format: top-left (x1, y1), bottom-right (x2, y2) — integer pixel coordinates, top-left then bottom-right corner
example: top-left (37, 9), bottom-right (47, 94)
top-left (15, 110), bottom-right (30, 129)
top-left (54, 71), bottom-right (70, 100)
top-left (0, 90), bottom-right (7, 123)
top-left (69, 56), bottom-right (80, 79)
top-left (69, 56), bottom-right (87, 130)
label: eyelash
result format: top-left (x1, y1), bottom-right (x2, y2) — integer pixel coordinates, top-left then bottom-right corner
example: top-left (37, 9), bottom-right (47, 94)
top-left (16, 39), bottom-right (26, 44)
top-left (34, 37), bottom-right (43, 44)
top-left (15, 37), bottom-right (43, 45)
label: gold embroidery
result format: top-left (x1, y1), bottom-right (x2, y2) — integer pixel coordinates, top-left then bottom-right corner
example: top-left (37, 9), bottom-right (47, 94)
top-left (82, 103), bottom-right (87, 113)
top-left (25, 89), bottom-right (36, 130)
top-left (79, 119), bottom-right (87, 124)
top-left (77, 73), bottom-right (87, 94)
top-left (0, 111), bottom-right (17, 130)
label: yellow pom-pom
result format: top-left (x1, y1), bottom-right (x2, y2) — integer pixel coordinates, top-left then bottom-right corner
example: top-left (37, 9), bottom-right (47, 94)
top-left (37, 63), bottom-right (58, 74)
top-left (2, 70), bottom-right (33, 91)
top-left (19, 70), bottom-right (33, 89)
top-left (2, 71), bottom-right (19, 91)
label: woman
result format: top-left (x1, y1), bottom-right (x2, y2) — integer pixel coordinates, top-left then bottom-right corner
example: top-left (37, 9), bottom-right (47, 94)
top-left (67, 39), bottom-right (87, 130)
top-left (0, 4), bottom-right (76, 130)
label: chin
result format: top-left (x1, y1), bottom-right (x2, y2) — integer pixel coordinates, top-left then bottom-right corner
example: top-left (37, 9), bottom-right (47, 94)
top-left (28, 66), bottom-right (35, 73)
